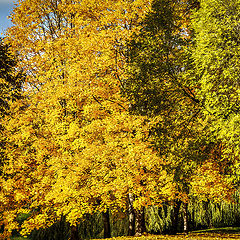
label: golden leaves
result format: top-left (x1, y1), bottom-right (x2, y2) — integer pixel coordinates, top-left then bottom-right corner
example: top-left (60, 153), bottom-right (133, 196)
top-left (0, 0), bottom-right (191, 236)
top-left (190, 161), bottom-right (234, 202)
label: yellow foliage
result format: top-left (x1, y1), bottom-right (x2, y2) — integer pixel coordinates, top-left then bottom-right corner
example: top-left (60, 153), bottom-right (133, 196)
top-left (0, 0), bottom-right (178, 237)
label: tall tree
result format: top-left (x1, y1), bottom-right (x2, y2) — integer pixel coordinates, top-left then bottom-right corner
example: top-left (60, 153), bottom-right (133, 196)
top-left (125, 0), bottom-right (203, 232)
top-left (125, 0), bottom-right (236, 233)
top-left (1, 0), bottom-right (176, 239)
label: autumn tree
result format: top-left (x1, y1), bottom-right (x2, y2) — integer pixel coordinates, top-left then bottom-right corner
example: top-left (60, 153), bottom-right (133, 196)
top-left (2, 0), bottom-right (238, 239)
top-left (1, 0), bottom-right (176, 239)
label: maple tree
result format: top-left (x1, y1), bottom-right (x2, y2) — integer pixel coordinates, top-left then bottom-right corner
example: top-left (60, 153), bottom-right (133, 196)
top-left (1, 0), bottom-right (176, 239)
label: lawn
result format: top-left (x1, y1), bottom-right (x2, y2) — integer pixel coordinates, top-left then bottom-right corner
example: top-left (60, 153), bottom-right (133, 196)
top-left (102, 233), bottom-right (240, 240)
top-left (11, 227), bottom-right (240, 240)
top-left (99, 227), bottom-right (240, 240)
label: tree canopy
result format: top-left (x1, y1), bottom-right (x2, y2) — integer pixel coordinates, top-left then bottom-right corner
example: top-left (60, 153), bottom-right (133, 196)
top-left (0, 0), bottom-right (239, 239)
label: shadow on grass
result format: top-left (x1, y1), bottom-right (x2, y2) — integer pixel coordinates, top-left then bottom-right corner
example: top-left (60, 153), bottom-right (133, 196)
top-left (11, 237), bottom-right (30, 240)
top-left (192, 227), bottom-right (240, 234)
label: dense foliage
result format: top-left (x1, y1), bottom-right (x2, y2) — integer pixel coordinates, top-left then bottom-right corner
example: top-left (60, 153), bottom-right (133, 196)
top-left (0, 0), bottom-right (239, 239)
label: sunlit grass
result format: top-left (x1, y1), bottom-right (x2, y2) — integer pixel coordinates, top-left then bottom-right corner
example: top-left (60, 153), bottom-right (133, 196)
top-left (103, 233), bottom-right (240, 240)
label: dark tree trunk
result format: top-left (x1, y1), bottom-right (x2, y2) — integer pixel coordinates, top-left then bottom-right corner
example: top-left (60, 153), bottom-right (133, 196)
top-left (102, 209), bottom-right (111, 238)
top-left (170, 200), bottom-right (181, 234)
top-left (183, 202), bottom-right (189, 234)
top-left (163, 204), bottom-right (168, 218)
top-left (135, 206), bottom-right (146, 236)
top-left (203, 200), bottom-right (213, 228)
top-left (70, 225), bottom-right (79, 240)
top-left (128, 193), bottom-right (135, 236)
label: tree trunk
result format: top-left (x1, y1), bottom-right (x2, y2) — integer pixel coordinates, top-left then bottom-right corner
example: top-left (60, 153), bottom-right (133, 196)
top-left (203, 200), bottom-right (213, 228)
top-left (128, 193), bottom-right (135, 236)
top-left (170, 200), bottom-right (181, 234)
top-left (70, 225), bottom-right (79, 240)
top-left (183, 202), bottom-right (188, 234)
top-left (135, 206), bottom-right (146, 236)
top-left (102, 209), bottom-right (111, 238)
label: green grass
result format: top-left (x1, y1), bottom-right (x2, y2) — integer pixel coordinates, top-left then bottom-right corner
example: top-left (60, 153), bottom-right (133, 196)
top-left (103, 234), bottom-right (240, 240)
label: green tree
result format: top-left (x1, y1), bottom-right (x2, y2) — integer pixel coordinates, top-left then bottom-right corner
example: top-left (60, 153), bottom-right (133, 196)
top-left (189, 0), bottom-right (240, 194)
top-left (0, 38), bottom-right (24, 118)
top-left (125, 0), bottom-right (234, 233)
top-left (191, 0), bottom-right (240, 155)
top-left (0, 38), bottom-right (25, 240)
top-left (125, 0), bottom-right (201, 227)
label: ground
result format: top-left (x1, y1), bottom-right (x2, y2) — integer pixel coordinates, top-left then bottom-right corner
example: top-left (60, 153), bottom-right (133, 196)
top-left (99, 228), bottom-right (240, 240)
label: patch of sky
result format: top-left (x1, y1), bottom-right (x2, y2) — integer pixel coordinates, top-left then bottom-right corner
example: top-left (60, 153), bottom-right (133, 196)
top-left (0, 0), bottom-right (15, 36)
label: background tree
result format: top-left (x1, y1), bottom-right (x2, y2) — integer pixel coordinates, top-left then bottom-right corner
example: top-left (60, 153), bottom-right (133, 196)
top-left (0, 38), bottom-right (25, 239)
top-left (0, 38), bottom-right (24, 164)
top-left (188, 0), bottom-right (240, 198)
top-left (190, 0), bottom-right (240, 157)
top-left (125, 0), bottom-right (202, 233)
top-left (125, 0), bottom-right (235, 233)
top-left (0, 39), bottom-right (23, 116)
